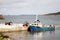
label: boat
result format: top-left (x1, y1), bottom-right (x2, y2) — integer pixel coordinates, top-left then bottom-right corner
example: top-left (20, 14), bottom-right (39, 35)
top-left (28, 24), bottom-right (55, 32)
top-left (28, 15), bottom-right (55, 32)
top-left (0, 21), bottom-right (29, 32)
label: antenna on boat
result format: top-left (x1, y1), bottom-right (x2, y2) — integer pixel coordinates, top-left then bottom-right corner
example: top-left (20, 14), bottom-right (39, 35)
top-left (36, 14), bottom-right (38, 21)
top-left (36, 14), bottom-right (38, 26)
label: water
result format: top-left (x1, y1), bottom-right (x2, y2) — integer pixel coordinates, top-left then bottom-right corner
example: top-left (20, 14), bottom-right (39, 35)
top-left (3, 29), bottom-right (60, 40)
top-left (0, 15), bottom-right (60, 25)
top-left (0, 15), bottom-right (60, 40)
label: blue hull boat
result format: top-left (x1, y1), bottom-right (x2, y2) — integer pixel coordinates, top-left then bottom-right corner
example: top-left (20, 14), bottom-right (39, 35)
top-left (28, 25), bottom-right (55, 32)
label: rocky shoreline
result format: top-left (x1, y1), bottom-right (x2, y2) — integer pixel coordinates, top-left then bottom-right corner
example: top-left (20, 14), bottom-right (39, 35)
top-left (0, 33), bottom-right (11, 40)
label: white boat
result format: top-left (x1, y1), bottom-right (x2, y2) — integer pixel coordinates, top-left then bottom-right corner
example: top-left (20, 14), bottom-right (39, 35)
top-left (0, 23), bottom-right (29, 32)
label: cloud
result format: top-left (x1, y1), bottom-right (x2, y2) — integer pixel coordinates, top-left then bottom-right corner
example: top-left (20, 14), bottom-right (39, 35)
top-left (0, 0), bottom-right (60, 15)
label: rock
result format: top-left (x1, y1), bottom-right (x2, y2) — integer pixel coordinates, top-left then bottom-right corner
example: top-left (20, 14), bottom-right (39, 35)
top-left (3, 38), bottom-right (11, 40)
top-left (3, 35), bottom-right (11, 40)
top-left (0, 15), bottom-right (4, 19)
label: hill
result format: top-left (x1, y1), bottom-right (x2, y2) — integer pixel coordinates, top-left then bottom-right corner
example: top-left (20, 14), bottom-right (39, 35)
top-left (44, 12), bottom-right (60, 15)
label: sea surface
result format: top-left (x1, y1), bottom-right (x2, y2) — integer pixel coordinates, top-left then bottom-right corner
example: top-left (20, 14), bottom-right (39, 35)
top-left (0, 15), bottom-right (60, 25)
top-left (0, 15), bottom-right (60, 40)
top-left (3, 28), bottom-right (60, 40)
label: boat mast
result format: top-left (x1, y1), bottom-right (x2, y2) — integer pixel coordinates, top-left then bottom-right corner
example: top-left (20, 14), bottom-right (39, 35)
top-left (36, 14), bottom-right (38, 26)
top-left (36, 14), bottom-right (38, 21)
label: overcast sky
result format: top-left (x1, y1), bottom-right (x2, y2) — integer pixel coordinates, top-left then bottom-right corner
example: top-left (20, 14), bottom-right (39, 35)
top-left (0, 0), bottom-right (60, 15)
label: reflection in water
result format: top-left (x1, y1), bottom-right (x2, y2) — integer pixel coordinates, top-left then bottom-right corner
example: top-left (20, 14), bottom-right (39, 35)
top-left (3, 30), bottom-right (60, 40)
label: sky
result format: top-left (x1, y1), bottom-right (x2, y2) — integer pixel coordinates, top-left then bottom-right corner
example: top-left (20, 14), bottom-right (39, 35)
top-left (0, 0), bottom-right (60, 15)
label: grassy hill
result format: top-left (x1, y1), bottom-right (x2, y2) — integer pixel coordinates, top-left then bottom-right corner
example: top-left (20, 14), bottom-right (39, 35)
top-left (44, 12), bottom-right (60, 15)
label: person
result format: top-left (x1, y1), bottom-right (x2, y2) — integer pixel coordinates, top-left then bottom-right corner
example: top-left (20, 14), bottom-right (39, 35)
top-left (5, 21), bottom-right (12, 25)
top-left (37, 20), bottom-right (40, 22)
top-left (23, 21), bottom-right (29, 27)
top-left (50, 24), bottom-right (54, 27)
